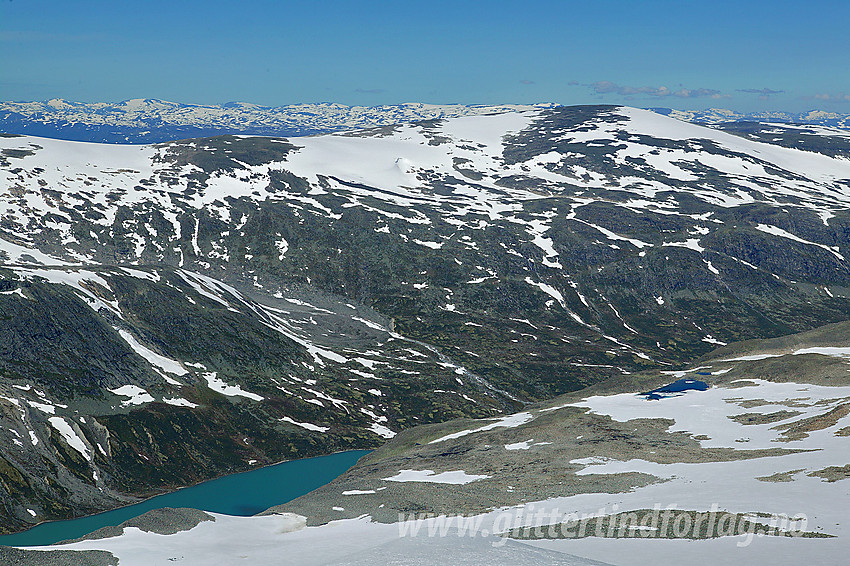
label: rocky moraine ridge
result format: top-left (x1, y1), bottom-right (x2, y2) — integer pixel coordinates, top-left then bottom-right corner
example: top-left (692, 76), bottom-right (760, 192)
top-left (1, 104), bottom-right (850, 535)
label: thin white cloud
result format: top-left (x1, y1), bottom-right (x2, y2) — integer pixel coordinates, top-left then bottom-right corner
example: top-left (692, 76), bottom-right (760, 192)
top-left (813, 93), bottom-right (850, 103)
top-left (590, 81), bottom-right (729, 99)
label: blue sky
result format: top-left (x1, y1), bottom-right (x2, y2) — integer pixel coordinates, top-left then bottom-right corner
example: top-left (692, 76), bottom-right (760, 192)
top-left (1, 0), bottom-right (848, 112)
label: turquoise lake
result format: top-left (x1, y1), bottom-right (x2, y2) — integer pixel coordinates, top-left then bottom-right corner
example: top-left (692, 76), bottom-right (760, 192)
top-left (0, 450), bottom-right (370, 547)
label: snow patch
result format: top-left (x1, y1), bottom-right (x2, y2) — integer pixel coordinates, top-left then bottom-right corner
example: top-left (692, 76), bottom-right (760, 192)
top-left (109, 385), bottom-right (154, 406)
top-left (383, 469), bottom-right (490, 484)
top-left (48, 416), bottom-right (91, 461)
top-left (202, 372), bottom-right (264, 401)
top-left (280, 416), bottom-right (329, 432)
top-left (429, 411), bottom-right (533, 444)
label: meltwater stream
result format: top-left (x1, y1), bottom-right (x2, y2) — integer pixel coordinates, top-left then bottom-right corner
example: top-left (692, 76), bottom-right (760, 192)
top-left (0, 450), bottom-right (369, 547)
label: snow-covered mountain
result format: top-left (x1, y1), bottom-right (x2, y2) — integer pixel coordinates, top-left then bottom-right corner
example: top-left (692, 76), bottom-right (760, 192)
top-left (2, 104), bottom-right (850, 538)
top-left (0, 98), bottom-right (556, 143)
top-left (3, 98), bottom-right (849, 146)
top-left (653, 107), bottom-right (850, 129)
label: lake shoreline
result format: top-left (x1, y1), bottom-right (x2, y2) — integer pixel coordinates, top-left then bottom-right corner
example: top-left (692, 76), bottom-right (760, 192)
top-left (0, 449), bottom-right (371, 547)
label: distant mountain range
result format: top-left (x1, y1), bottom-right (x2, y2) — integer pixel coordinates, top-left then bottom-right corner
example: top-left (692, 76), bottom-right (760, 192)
top-left (1, 98), bottom-right (849, 144)
top-left (0, 99), bottom-right (555, 143)
top-left (653, 106), bottom-right (850, 128)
